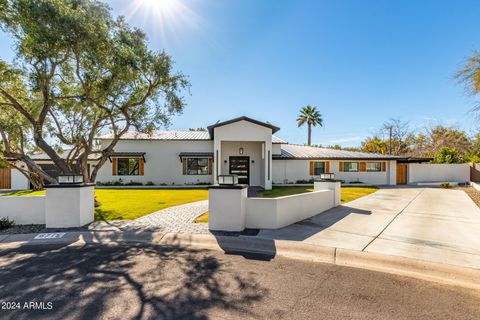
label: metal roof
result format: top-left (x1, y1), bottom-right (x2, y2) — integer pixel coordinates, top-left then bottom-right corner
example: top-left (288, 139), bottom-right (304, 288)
top-left (272, 136), bottom-right (288, 144)
top-left (29, 150), bottom-right (101, 161)
top-left (97, 129), bottom-right (288, 144)
top-left (97, 130), bottom-right (211, 141)
top-left (178, 152), bottom-right (214, 157)
top-left (274, 144), bottom-right (401, 160)
top-left (207, 116), bottom-right (280, 138)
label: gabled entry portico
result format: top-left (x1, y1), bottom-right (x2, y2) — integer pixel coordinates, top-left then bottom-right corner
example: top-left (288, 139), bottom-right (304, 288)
top-left (208, 117), bottom-right (279, 190)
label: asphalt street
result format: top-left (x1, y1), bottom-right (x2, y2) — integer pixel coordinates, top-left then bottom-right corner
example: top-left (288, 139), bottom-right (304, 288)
top-left (0, 242), bottom-right (479, 320)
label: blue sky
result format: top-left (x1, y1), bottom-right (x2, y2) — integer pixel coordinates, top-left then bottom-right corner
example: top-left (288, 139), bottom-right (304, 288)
top-left (1, 0), bottom-right (479, 146)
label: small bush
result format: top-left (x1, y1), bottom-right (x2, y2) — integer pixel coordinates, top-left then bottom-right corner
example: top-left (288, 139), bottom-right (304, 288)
top-left (145, 181), bottom-right (155, 186)
top-left (440, 182), bottom-right (452, 189)
top-left (125, 181), bottom-right (143, 186)
top-left (296, 179), bottom-right (314, 184)
top-left (0, 217), bottom-right (15, 230)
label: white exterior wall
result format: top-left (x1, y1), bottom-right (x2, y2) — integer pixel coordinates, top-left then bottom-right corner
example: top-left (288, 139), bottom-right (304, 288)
top-left (11, 166), bottom-right (30, 190)
top-left (213, 120), bottom-right (273, 189)
top-left (208, 187), bottom-right (247, 231)
top-left (96, 140), bottom-right (214, 185)
top-left (45, 185), bottom-right (95, 228)
top-left (220, 141), bottom-right (263, 187)
top-left (408, 163), bottom-right (470, 184)
top-left (273, 159), bottom-right (397, 185)
top-left (0, 196), bottom-right (45, 224)
top-left (272, 144), bottom-right (282, 155)
top-left (245, 190), bottom-right (334, 229)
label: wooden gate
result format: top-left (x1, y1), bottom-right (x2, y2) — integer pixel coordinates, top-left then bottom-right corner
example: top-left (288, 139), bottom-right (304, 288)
top-left (396, 164), bottom-right (407, 185)
top-left (0, 168), bottom-right (11, 189)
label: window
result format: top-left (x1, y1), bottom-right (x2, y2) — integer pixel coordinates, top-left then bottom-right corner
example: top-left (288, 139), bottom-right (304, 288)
top-left (344, 162), bottom-right (359, 172)
top-left (117, 158), bottom-right (140, 175)
top-left (187, 158), bottom-right (209, 175)
top-left (366, 162), bottom-right (381, 172)
top-left (313, 161), bottom-right (325, 175)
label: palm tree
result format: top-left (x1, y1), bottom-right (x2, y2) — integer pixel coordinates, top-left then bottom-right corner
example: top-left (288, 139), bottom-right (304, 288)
top-left (297, 105), bottom-right (323, 146)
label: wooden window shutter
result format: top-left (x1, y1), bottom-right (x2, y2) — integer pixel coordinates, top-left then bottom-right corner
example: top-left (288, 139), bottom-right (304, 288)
top-left (208, 158), bottom-right (213, 175)
top-left (182, 158), bottom-right (187, 175)
top-left (381, 161), bottom-right (386, 172)
top-left (360, 162), bottom-right (366, 172)
top-left (325, 161), bottom-right (330, 173)
top-left (339, 162), bottom-right (344, 172)
top-left (112, 158), bottom-right (117, 176)
top-left (139, 158), bottom-right (144, 176)
top-left (309, 161), bottom-right (314, 175)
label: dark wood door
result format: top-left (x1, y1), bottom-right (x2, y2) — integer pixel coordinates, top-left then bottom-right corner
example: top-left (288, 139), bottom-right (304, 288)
top-left (0, 168), bottom-right (11, 189)
top-left (229, 156), bottom-right (250, 185)
top-left (396, 164), bottom-right (407, 185)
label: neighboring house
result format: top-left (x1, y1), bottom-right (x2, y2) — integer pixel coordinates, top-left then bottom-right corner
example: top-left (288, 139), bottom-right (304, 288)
top-left (0, 116), bottom-right (470, 190)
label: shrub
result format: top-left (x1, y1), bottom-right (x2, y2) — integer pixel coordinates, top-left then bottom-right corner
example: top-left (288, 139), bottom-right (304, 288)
top-left (296, 179), bottom-right (314, 184)
top-left (440, 182), bottom-right (452, 189)
top-left (145, 181), bottom-right (155, 186)
top-left (0, 217), bottom-right (15, 230)
top-left (125, 181), bottom-right (143, 186)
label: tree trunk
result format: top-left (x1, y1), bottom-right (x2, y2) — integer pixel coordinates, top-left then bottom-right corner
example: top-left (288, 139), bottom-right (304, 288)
top-left (308, 123), bottom-right (312, 146)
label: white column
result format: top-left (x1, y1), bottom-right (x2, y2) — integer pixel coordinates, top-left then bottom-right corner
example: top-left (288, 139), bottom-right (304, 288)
top-left (208, 185), bottom-right (248, 231)
top-left (213, 138), bottom-right (221, 185)
top-left (314, 181), bottom-right (341, 207)
top-left (45, 184), bottom-right (95, 228)
top-left (264, 139), bottom-right (272, 190)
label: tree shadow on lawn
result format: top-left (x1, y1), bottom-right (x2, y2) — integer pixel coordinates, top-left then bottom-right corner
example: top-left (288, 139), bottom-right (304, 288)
top-left (0, 243), bottom-right (267, 320)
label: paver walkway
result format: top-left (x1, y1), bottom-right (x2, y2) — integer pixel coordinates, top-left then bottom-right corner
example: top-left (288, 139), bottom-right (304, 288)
top-left (255, 187), bottom-right (480, 269)
top-left (89, 200), bottom-right (209, 234)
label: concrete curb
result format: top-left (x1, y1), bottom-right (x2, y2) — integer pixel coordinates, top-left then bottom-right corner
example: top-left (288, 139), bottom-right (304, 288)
top-left (1, 230), bottom-right (480, 290)
top-left (158, 233), bottom-right (480, 290)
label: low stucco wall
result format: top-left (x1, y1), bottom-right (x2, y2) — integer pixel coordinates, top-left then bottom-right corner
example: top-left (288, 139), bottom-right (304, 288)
top-left (408, 164), bottom-right (470, 184)
top-left (245, 190), bottom-right (334, 229)
top-left (0, 196), bottom-right (45, 224)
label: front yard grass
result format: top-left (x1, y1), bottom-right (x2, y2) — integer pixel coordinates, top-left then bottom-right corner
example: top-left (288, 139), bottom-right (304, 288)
top-left (2, 188), bottom-right (208, 221)
top-left (257, 186), bottom-right (378, 203)
top-left (194, 186), bottom-right (379, 223)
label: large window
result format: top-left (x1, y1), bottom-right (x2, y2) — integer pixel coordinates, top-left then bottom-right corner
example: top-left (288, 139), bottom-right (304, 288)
top-left (313, 161), bottom-right (325, 175)
top-left (117, 158), bottom-right (140, 175)
top-left (366, 162), bottom-right (382, 172)
top-left (187, 158), bottom-right (209, 175)
top-left (343, 162), bottom-right (359, 172)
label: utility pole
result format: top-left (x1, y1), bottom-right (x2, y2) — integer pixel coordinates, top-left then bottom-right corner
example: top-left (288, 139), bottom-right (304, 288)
top-left (389, 126), bottom-right (393, 155)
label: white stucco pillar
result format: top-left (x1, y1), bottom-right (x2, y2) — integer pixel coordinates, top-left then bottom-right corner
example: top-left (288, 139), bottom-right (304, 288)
top-left (314, 180), bottom-right (341, 207)
top-left (208, 185), bottom-right (248, 232)
top-left (264, 139), bottom-right (272, 190)
top-left (213, 139), bottom-right (221, 185)
top-left (45, 184), bottom-right (95, 228)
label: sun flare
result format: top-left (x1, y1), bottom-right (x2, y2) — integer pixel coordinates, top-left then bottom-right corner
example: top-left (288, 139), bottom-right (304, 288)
top-left (123, 0), bottom-right (204, 44)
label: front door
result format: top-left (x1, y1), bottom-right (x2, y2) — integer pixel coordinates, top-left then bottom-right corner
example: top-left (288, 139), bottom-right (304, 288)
top-left (396, 164), bottom-right (407, 185)
top-left (229, 156), bottom-right (250, 185)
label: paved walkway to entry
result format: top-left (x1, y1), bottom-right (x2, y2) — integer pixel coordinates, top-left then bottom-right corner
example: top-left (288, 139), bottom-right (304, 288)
top-left (256, 187), bottom-right (480, 269)
top-left (89, 200), bottom-right (209, 234)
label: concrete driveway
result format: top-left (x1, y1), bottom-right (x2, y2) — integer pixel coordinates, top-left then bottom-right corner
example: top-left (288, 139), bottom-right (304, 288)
top-left (256, 187), bottom-right (480, 269)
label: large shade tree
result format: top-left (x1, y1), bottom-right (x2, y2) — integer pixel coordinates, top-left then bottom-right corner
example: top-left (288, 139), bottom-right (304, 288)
top-left (0, 0), bottom-right (189, 188)
top-left (297, 105), bottom-right (323, 146)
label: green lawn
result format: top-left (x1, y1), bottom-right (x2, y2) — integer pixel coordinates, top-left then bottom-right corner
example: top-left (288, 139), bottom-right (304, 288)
top-left (2, 188), bottom-right (208, 221)
top-left (4, 186), bottom-right (377, 223)
top-left (194, 186), bottom-right (379, 223)
top-left (257, 186), bottom-right (378, 203)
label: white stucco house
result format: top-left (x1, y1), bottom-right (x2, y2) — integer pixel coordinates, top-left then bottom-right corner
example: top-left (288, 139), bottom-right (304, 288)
top-left (94, 116), bottom-right (401, 190)
top-left (1, 116), bottom-right (470, 190)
